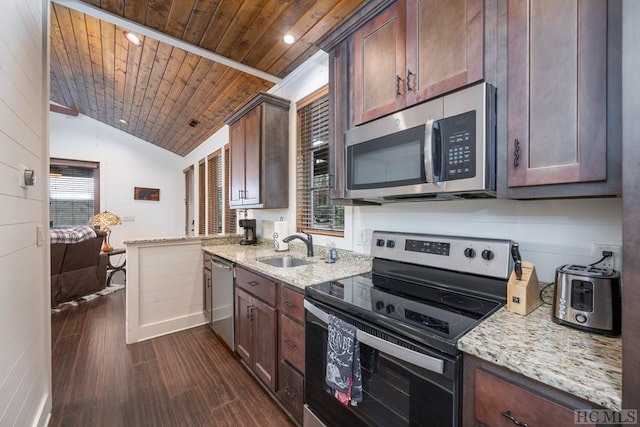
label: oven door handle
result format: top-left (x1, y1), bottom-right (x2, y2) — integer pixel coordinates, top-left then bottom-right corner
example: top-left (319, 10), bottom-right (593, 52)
top-left (304, 300), bottom-right (444, 375)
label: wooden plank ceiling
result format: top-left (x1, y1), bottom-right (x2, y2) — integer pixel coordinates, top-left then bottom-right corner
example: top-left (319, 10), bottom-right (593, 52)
top-left (50, 0), bottom-right (365, 156)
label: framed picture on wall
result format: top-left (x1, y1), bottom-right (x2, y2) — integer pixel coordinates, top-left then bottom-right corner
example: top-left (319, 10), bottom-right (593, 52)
top-left (134, 187), bottom-right (160, 201)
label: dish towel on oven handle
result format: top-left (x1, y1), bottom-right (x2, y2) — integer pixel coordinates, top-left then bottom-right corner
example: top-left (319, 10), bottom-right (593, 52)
top-left (325, 315), bottom-right (362, 406)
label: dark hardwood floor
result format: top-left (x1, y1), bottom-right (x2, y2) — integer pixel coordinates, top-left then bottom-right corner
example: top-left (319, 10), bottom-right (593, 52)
top-left (50, 289), bottom-right (295, 427)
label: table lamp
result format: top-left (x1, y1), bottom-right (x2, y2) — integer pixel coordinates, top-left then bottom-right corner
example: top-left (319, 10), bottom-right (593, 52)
top-left (89, 211), bottom-right (122, 252)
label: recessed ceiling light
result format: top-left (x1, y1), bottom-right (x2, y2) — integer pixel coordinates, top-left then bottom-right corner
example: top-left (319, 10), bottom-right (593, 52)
top-left (283, 34), bottom-right (295, 45)
top-left (123, 31), bottom-right (142, 46)
top-left (118, 118), bottom-right (127, 124)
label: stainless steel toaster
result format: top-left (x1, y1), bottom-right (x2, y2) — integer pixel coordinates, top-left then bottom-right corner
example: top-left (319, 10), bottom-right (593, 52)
top-left (552, 264), bottom-right (621, 336)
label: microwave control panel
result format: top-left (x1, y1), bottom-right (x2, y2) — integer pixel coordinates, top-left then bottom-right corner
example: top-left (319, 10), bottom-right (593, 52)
top-left (440, 110), bottom-right (476, 181)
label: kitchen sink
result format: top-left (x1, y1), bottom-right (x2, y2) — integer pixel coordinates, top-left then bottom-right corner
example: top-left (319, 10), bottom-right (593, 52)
top-left (258, 256), bottom-right (314, 268)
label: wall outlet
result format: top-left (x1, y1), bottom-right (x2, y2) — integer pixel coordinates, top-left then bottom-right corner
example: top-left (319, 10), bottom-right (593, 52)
top-left (592, 244), bottom-right (622, 271)
top-left (357, 229), bottom-right (372, 246)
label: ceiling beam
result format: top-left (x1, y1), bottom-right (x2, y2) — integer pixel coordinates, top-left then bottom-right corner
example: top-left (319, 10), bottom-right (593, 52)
top-left (51, 0), bottom-right (283, 84)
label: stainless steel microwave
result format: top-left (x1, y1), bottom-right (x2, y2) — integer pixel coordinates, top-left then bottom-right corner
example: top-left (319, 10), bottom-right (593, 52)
top-left (344, 82), bottom-right (496, 202)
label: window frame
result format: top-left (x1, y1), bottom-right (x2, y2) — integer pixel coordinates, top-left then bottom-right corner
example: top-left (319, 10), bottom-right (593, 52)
top-left (49, 158), bottom-right (100, 228)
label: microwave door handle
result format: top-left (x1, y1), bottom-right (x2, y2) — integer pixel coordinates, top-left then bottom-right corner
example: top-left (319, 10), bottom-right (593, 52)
top-left (424, 119), bottom-right (435, 183)
top-left (303, 300), bottom-right (445, 375)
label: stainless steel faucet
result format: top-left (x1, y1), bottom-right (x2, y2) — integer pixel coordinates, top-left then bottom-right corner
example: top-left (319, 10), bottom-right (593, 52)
top-left (283, 231), bottom-right (314, 257)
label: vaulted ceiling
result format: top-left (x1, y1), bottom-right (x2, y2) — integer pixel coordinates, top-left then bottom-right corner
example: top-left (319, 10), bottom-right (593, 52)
top-left (49, 0), bottom-right (366, 156)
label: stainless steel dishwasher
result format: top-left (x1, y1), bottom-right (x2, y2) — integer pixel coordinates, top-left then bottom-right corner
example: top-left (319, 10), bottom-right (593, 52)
top-left (210, 256), bottom-right (235, 350)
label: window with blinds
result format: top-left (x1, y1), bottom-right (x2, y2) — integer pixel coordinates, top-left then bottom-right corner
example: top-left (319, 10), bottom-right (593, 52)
top-left (184, 166), bottom-right (195, 236)
top-left (49, 159), bottom-right (100, 228)
top-left (296, 87), bottom-right (344, 235)
top-left (198, 160), bottom-right (206, 235)
top-left (207, 150), bottom-right (223, 234)
top-left (224, 144), bottom-right (236, 234)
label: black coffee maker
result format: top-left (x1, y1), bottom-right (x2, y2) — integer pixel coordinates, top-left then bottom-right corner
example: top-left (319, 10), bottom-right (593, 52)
top-left (239, 219), bottom-right (257, 245)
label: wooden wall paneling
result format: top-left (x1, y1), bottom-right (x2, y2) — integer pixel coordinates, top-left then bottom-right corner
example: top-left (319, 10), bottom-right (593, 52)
top-left (160, 63), bottom-right (236, 149)
top-left (120, 28), bottom-right (145, 129)
top-left (70, 9), bottom-right (100, 118)
top-left (242, 0), bottom-right (316, 68)
top-left (622, 0), bottom-right (640, 413)
top-left (49, 14), bottom-right (77, 108)
top-left (99, 0), bottom-right (124, 16)
top-left (143, 0), bottom-right (172, 32)
top-left (199, 1), bottom-right (244, 52)
top-left (53, 5), bottom-right (92, 112)
top-left (127, 38), bottom-right (160, 135)
top-left (145, 50), bottom-right (197, 143)
top-left (112, 23), bottom-right (129, 126)
top-left (207, 0), bottom-right (264, 56)
top-left (162, 0), bottom-right (197, 39)
top-left (131, 42), bottom-right (173, 136)
top-left (123, 0), bottom-right (149, 24)
top-left (177, 0), bottom-right (219, 45)
top-left (140, 47), bottom-right (187, 137)
top-left (100, 20), bottom-right (115, 125)
top-left (49, 49), bottom-right (74, 109)
top-left (86, 14), bottom-right (108, 123)
top-left (151, 56), bottom-right (213, 148)
top-left (226, 0), bottom-right (291, 63)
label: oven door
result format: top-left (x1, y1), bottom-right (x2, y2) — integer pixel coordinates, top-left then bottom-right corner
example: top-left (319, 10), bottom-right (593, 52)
top-left (304, 299), bottom-right (461, 427)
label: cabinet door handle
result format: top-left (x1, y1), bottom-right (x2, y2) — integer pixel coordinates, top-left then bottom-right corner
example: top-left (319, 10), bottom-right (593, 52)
top-left (406, 69), bottom-right (414, 92)
top-left (284, 339), bottom-right (296, 349)
top-left (284, 385), bottom-right (296, 398)
top-left (513, 138), bottom-right (521, 168)
top-left (284, 301), bottom-right (297, 308)
top-left (396, 75), bottom-right (402, 96)
top-left (246, 305), bottom-right (251, 319)
top-left (207, 278), bottom-right (211, 288)
top-left (501, 410), bottom-right (529, 427)
top-left (247, 280), bottom-right (259, 287)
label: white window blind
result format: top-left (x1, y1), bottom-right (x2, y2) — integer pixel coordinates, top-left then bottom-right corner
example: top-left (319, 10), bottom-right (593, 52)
top-left (184, 166), bottom-right (194, 236)
top-left (207, 150), bottom-right (223, 234)
top-left (296, 87), bottom-right (344, 235)
top-left (224, 145), bottom-right (236, 234)
top-left (49, 159), bottom-right (99, 228)
top-left (199, 160), bottom-right (206, 235)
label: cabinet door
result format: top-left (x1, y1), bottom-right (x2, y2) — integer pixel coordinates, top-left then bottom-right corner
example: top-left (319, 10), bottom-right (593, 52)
top-left (507, 0), bottom-right (607, 187)
top-left (229, 120), bottom-right (245, 207)
top-left (405, 0), bottom-right (483, 105)
top-left (235, 288), bottom-right (253, 365)
top-left (203, 267), bottom-right (211, 323)
top-left (243, 105), bottom-right (261, 205)
top-left (252, 297), bottom-right (277, 392)
top-left (353, 1), bottom-right (406, 125)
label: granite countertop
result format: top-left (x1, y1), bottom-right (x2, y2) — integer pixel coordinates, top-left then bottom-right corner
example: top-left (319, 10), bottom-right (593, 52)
top-left (458, 303), bottom-right (622, 411)
top-left (202, 242), bottom-right (372, 290)
top-left (125, 234), bottom-right (243, 245)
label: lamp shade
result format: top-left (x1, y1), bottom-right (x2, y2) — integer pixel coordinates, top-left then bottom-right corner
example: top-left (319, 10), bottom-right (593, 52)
top-left (89, 211), bottom-right (122, 228)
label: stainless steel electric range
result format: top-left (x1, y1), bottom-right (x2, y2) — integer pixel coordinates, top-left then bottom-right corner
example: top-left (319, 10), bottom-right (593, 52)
top-left (303, 231), bottom-right (513, 427)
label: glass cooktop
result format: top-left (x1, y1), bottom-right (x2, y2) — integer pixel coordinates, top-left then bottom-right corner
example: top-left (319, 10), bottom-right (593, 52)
top-left (306, 272), bottom-right (501, 346)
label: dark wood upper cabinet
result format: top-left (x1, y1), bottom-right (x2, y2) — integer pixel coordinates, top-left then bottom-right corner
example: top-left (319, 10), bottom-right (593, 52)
top-left (226, 92), bottom-right (289, 209)
top-left (352, 0), bottom-right (484, 126)
top-left (506, 0), bottom-right (609, 188)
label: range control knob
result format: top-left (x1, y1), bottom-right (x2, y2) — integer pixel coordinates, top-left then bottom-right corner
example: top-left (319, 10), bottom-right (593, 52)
top-left (375, 301), bottom-right (384, 311)
top-left (575, 313), bottom-right (588, 324)
top-left (385, 304), bottom-right (395, 314)
top-left (386, 240), bottom-right (395, 248)
top-left (376, 239), bottom-right (385, 247)
top-left (481, 249), bottom-right (495, 261)
top-left (464, 248), bottom-right (476, 258)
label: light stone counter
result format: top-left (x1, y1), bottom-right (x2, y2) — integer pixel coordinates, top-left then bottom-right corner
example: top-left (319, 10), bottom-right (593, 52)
top-left (458, 304), bottom-right (622, 411)
top-left (125, 234), bottom-right (242, 245)
top-left (202, 241), bottom-right (372, 290)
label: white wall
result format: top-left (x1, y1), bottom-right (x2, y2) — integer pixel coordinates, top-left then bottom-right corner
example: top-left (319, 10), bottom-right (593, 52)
top-left (50, 113), bottom-right (185, 247)
top-left (183, 51), bottom-right (623, 283)
top-left (0, 0), bottom-right (51, 425)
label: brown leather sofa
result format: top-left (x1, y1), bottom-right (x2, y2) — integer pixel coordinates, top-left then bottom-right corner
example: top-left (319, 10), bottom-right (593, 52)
top-left (50, 229), bottom-right (108, 307)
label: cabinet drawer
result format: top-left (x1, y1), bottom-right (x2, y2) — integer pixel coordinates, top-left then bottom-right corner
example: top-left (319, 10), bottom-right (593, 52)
top-left (236, 267), bottom-right (277, 306)
top-left (280, 315), bottom-right (304, 374)
top-left (203, 252), bottom-right (211, 270)
top-left (475, 369), bottom-right (594, 427)
top-left (277, 360), bottom-right (304, 424)
top-left (280, 286), bottom-right (304, 322)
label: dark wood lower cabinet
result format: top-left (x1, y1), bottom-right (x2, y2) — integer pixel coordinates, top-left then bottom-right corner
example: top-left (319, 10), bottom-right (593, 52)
top-left (463, 354), bottom-right (601, 427)
top-left (277, 360), bottom-right (304, 423)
